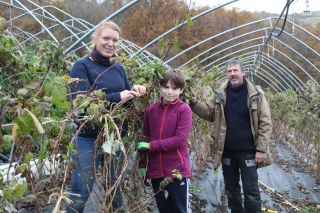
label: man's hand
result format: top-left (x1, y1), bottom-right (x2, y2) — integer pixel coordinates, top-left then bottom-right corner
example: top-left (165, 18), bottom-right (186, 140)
top-left (255, 152), bottom-right (266, 164)
top-left (190, 90), bottom-right (197, 105)
top-left (137, 142), bottom-right (149, 152)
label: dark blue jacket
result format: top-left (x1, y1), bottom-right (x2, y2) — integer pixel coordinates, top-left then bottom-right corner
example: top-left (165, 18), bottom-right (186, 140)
top-left (70, 56), bottom-right (131, 137)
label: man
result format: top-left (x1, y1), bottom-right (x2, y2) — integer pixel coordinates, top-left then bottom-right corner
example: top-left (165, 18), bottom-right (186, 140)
top-left (190, 59), bottom-right (272, 213)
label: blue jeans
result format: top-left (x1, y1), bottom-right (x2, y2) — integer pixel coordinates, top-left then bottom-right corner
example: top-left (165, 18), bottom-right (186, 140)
top-left (222, 151), bottom-right (262, 213)
top-left (65, 136), bottom-right (123, 213)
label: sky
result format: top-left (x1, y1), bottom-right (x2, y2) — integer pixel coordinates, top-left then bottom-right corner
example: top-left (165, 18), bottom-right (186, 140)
top-left (192, 0), bottom-right (320, 14)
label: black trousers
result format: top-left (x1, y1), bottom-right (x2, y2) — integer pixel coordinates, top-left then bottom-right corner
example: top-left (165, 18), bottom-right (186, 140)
top-left (222, 151), bottom-right (262, 213)
top-left (151, 178), bottom-right (192, 213)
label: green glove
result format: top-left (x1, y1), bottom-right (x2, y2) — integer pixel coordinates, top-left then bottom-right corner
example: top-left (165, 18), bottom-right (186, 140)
top-left (139, 167), bottom-right (150, 186)
top-left (139, 167), bottom-right (146, 180)
top-left (137, 142), bottom-right (149, 152)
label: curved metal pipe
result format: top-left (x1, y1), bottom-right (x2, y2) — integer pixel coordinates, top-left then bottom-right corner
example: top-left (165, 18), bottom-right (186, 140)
top-left (202, 45), bottom-right (305, 90)
top-left (164, 17), bottom-right (273, 65)
top-left (240, 54), bottom-right (293, 92)
top-left (63, 0), bottom-right (141, 55)
top-left (13, 0), bottom-right (59, 43)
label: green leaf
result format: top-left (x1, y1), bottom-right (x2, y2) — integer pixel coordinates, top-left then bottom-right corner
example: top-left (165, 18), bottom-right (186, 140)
top-left (52, 96), bottom-right (70, 109)
top-left (62, 154), bottom-right (68, 160)
top-left (186, 14), bottom-right (193, 27)
top-left (135, 78), bottom-right (146, 85)
top-left (40, 64), bottom-right (48, 72)
top-left (8, 37), bottom-right (16, 46)
top-left (45, 77), bottom-right (69, 109)
top-left (159, 39), bottom-right (166, 48)
top-left (86, 103), bottom-right (99, 120)
top-left (212, 66), bottom-right (218, 72)
top-left (2, 135), bottom-right (12, 151)
top-left (175, 18), bottom-right (179, 26)
top-left (24, 152), bottom-right (34, 163)
top-left (93, 89), bottom-right (106, 100)
top-left (52, 84), bottom-right (67, 101)
top-left (44, 77), bottom-right (67, 100)
top-left (38, 147), bottom-right (48, 162)
top-left (0, 173), bottom-right (3, 187)
top-left (172, 37), bottom-right (180, 49)
top-left (172, 169), bottom-right (182, 181)
top-left (121, 136), bottom-right (131, 143)
top-left (14, 184), bottom-right (25, 199)
top-left (20, 165), bottom-right (26, 174)
top-left (3, 190), bottom-right (13, 199)
top-left (66, 142), bottom-right (74, 153)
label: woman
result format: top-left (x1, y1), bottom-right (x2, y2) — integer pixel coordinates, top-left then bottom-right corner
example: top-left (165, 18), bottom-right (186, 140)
top-left (66, 20), bottom-right (146, 213)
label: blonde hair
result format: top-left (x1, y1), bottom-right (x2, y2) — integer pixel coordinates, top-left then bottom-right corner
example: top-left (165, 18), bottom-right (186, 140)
top-left (90, 20), bottom-right (121, 50)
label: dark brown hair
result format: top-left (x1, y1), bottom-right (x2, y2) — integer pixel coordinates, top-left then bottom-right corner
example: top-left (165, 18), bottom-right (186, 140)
top-left (160, 69), bottom-right (185, 89)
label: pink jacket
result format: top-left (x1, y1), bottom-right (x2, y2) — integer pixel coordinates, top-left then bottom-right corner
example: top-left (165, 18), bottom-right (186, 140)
top-left (139, 98), bottom-right (192, 179)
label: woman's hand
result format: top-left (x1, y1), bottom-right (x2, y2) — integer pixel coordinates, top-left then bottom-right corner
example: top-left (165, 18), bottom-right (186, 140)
top-left (120, 90), bottom-right (139, 100)
top-left (131, 85), bottom-right (146, 95)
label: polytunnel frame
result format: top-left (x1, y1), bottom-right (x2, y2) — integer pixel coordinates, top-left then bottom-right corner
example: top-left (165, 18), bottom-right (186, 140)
top-left (220, 55), bottom-right (286, 93)
top-left (163, 17), bottom-right (319, 91)
top-left (211, 50), bottom-right (297, 92)
top-left (0, 0), bottom-right (162, 65)
top-left (199, 39), bottom-right (307, 89)
top-left (238, 55), bottom-right (291, 92)
top-left (1, 0), bottom-right (319, 92)
top-left (130, 0), bottom-right (239, 57)
top-left (202, 44), bottom-right (306, 93)
top-left (214, 51), bottom-right (301, 91)
top-left (0, 0), bottom-right (240, 65)
top-left (190, 38), bottom-right (305, 92)
top-left (209, 41), bottom-right (314, 91)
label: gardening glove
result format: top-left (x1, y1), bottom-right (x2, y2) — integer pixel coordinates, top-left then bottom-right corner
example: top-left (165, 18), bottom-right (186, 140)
top-left (137, 142), bottom-right (149, 153)
top-left (139, 167), bottom-right (146, 180)
top-left (139, 167), bottom-right (150, 186)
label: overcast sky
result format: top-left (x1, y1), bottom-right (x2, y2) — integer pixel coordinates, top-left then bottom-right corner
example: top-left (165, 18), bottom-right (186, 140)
top-left (191, 0), bottom-right (320, 14)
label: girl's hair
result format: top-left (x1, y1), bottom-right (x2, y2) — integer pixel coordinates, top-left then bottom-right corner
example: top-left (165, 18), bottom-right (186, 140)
top-left (160, 69), bottom-right (185, 89)
top-left (90, 20), bottom-right (121, 50)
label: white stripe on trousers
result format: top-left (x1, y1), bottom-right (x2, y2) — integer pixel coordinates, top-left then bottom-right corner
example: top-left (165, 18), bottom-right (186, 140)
top-left (186, 178), bottom-right (192, 213)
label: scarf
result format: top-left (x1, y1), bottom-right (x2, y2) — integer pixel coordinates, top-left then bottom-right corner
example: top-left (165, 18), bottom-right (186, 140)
top-left (90, 48), bottom-right (114, 66)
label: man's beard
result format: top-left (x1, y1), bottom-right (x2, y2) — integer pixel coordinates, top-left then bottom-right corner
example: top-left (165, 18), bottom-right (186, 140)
top-left (230, 78), bottom-right (244, 88)
top-left (230, 80), bottom-right (240, 87)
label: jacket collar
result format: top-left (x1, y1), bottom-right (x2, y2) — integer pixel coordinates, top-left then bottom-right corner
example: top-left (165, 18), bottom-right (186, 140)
top-left (159, 97), bottom-right (179, 108)
top-left (215, 79), bottom-right (262, 104)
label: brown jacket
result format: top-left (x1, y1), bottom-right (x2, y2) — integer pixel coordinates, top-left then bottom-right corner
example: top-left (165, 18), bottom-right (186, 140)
top-left (191, 80), bottom-right (273, 169)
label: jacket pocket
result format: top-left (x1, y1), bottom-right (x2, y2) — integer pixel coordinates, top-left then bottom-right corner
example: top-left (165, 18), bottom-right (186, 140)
top-left (176, 149), bottom-right (184, 164)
